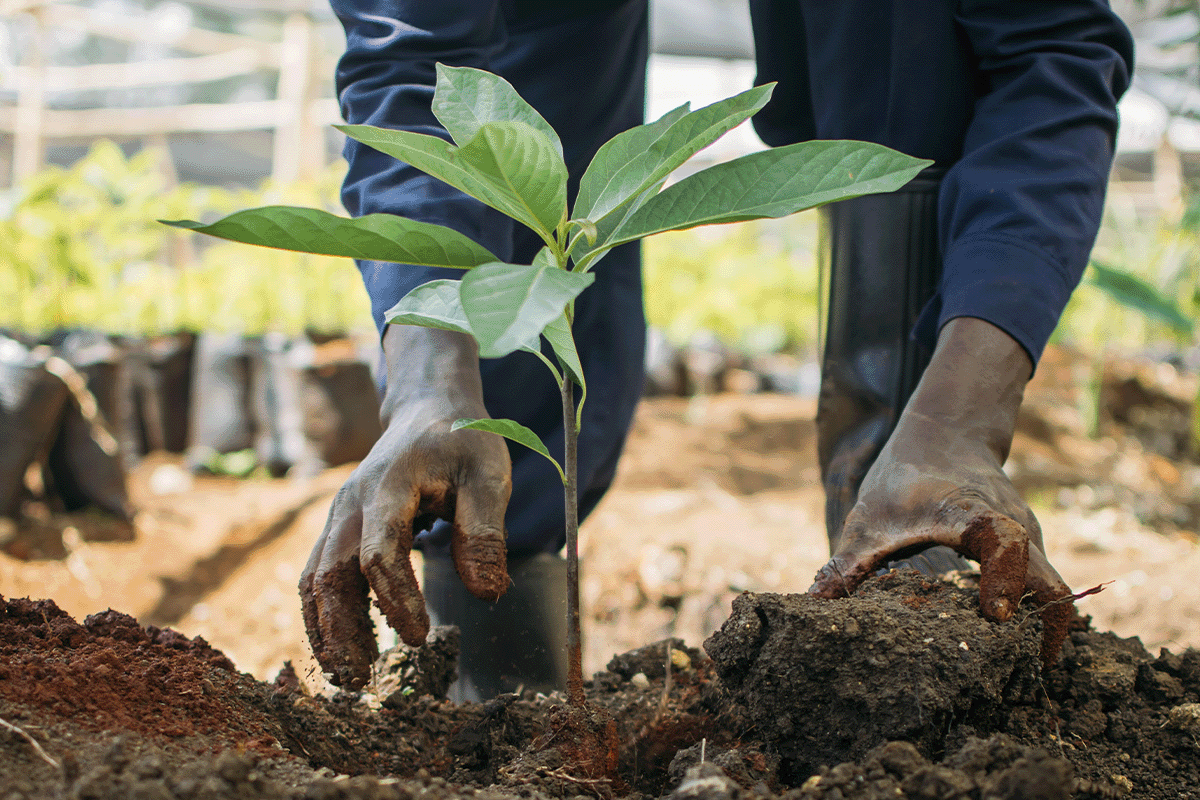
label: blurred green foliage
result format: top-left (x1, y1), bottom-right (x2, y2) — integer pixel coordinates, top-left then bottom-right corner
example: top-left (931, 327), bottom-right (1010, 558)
top-left (1056, 198), bottom-right (1200, 447)
top-left (642, 212), bottom-right (821, 354)
top-left (0, 140), bottom-right (372, 336)
top-left (9, 138), bottom-right (1199, 368)
top-left (1055, 200), bottom-right (1200, 351)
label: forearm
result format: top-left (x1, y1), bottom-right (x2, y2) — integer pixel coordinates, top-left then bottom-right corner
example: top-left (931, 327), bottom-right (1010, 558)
top-left (330, 1), bottom-right (515, 332)
top-left (332, 0), bottom-right (649, 335)
top-left (927, 0), bottom-right (1134, 364)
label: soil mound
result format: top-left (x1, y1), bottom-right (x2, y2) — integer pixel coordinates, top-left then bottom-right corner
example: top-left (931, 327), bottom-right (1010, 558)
top-left (705, 571), bottom-right (1045, 778)
top-left (3, 573), bottom-right (1200, 800)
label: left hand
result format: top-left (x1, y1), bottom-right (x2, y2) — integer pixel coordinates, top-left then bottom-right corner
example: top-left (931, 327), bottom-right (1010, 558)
top-left (807, 318), bottom-right (1074, 665)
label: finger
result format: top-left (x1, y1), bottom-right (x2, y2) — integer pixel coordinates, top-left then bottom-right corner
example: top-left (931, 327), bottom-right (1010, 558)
top-left (808, 514), bottom-right (897, 598)
top-left (299, 515), bottom-right (330, 661)
top-left (1023, 544), bottom-right (1073, 669)
top-left (956, 509), bottom-right (1029, 623)
top-left (452, 472), bottom-right (510, 602)
top-left (308, 490), bottom-right (380, 689)
top-left (360, 490), bottom-right (430, 648)
top-left (1022, 507), bottom-right (1046, 553)
top-left (809, 499), bottom-right (1030, 624)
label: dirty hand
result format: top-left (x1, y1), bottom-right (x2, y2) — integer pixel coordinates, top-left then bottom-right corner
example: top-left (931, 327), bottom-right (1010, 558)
top-left (301, 327), bottom-right (511, 688)
top-left (809, 318), bottom-right (1073, 664)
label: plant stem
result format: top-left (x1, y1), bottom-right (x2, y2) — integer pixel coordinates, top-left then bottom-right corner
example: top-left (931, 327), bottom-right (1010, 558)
top-left (561, 375), bottom-right (584, 706)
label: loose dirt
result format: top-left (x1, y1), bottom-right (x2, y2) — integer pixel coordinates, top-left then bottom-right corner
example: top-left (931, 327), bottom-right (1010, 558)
top-left (4, 572), bottom-right (1200, 799)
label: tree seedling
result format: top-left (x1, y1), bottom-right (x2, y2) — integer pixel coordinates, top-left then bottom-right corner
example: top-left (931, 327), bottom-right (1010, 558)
top-left (163, 65), bottom-right (931, 710)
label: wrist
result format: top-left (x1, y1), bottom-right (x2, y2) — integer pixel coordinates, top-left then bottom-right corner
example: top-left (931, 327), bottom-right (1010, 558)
top-left (380, 326), bottom-right (486, 423)
top-left (900, 317), bottom-right (1031, 462)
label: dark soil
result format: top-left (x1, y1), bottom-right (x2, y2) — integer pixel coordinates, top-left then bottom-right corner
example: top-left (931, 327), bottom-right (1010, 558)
top-left (3, 570), bottom-right (1199, 800)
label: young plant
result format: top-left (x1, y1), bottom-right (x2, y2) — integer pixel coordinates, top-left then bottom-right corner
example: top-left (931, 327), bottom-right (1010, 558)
top-left (164, 65), bottom-right (931, 706)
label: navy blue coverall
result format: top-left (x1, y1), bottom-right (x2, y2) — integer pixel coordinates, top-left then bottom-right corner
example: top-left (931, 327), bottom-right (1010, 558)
top-left (331, 0), bottom-right (1134, 558)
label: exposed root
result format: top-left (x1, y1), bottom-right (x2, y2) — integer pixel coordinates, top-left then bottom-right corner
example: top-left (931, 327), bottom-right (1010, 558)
top-left (1017, 581), bottom-right (1110, 631)
top-left (542, 765), bottom-right (614, 796)
top-left (0, 714), bottom-right (60, 769)
top-left (655, 645), bottom-right (673, 723)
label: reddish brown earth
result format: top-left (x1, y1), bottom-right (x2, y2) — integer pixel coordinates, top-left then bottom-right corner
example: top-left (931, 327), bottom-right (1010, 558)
top-left (4, 573), bottom-right (1200, 799)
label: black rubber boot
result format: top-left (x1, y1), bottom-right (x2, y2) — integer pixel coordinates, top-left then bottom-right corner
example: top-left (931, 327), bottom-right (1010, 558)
top-left (816, 171), bottom-right (968, 575)
top-left (423, 551), bottom-right (568, 703)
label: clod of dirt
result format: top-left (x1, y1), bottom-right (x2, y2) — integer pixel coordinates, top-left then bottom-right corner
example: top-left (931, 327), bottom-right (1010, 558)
top-left (788, 737), bottom-right (1079, 800)
top-left (667, 742), bottom-right (780, 791)
top-left (66, 748), bottom-right (298, 800)
top-left (607, 637), bottom-right (704, 681)
top-left (1165, 702), bottom-right (1200, 732)
top-left (373, 626), bottom-right (460, 705)
top-left (705, 571), bottom-right (1044, 779)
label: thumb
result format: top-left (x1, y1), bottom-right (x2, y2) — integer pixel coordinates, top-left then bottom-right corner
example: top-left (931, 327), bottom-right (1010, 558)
top-left (452, 473), bottom-right (511, 602)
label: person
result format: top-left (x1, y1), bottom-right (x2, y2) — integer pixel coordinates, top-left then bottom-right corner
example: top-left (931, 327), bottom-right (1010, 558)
top-left (301, 0), bottom-right (1134, 698)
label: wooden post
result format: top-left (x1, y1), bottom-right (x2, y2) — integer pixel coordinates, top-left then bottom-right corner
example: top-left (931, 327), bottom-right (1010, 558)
top-left (1154, 132), bottom-right (1184, 224)
top-left (12, 7), bottom-right (47, 185)
top-left (272, 12), bottom-right (317, 184)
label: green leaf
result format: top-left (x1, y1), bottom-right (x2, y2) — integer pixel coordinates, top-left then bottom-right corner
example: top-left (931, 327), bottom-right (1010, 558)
top-left (540, 313), bottom-right (584, 389)
top-left (1087, 260), bottom-right (1195, 335)
top-left (161, 206), bottom-right (498, 268)
top-left (338, 122), bottom-right (567, 241)
top-left (433, 64), bottom-right (562, 157)
top-left (452, 417), bottom-right (564, 483)
top-left (455, 122), bottom-right (567, 235)
top-left (567, 218), bottom-right (598, 248)
top-left (460, 250), bottom-right (594, 359)
top-left (573, 85), bottom-right (772, 226)
top-left (573, 179), bottom-right (666, 270)
top-left (384, 279), bottom-right (472, 335)
top-left (605, 141), bottom-right (932, 246)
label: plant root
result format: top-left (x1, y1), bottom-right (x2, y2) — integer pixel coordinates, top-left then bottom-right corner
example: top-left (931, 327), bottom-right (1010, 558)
top-left (0, 714), bottom-right (60, 769)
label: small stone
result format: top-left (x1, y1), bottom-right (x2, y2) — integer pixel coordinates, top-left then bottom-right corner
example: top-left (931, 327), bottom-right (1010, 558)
top-left (670, 649), bottom-right (692, 671)
top-left (669, 763), bottom-right (739, 800)
top-left (631, 672), bottom-right (651, 688)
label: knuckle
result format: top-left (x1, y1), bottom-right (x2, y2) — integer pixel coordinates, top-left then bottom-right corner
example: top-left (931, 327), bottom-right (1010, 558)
top-left (471, 470), bottom-right (513, 500)
top-left (462, 521), bottom-right (505, 542)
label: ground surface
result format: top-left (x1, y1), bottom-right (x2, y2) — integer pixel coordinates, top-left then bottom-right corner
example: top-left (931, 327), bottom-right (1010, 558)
top-left (1, 344), bottom-right (1198, 798)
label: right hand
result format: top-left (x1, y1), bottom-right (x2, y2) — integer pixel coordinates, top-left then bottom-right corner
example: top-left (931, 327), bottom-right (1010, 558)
top-left (300, 327), bottom-right (512, 689)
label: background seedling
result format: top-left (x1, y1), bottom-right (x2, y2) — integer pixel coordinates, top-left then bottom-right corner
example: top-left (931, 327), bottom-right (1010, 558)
top-left (164, 64), bottom-right (931, 707)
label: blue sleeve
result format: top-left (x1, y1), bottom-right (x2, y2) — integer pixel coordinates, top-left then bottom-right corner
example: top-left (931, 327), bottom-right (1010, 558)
top-left (918, 0), bottom-right (1135, 364)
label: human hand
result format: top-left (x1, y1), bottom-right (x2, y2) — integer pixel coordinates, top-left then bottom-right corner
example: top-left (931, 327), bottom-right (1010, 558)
top-left (808, 318), bottom-right (1073, 666)
top-left (300, 327), bottom-right (511, 689)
